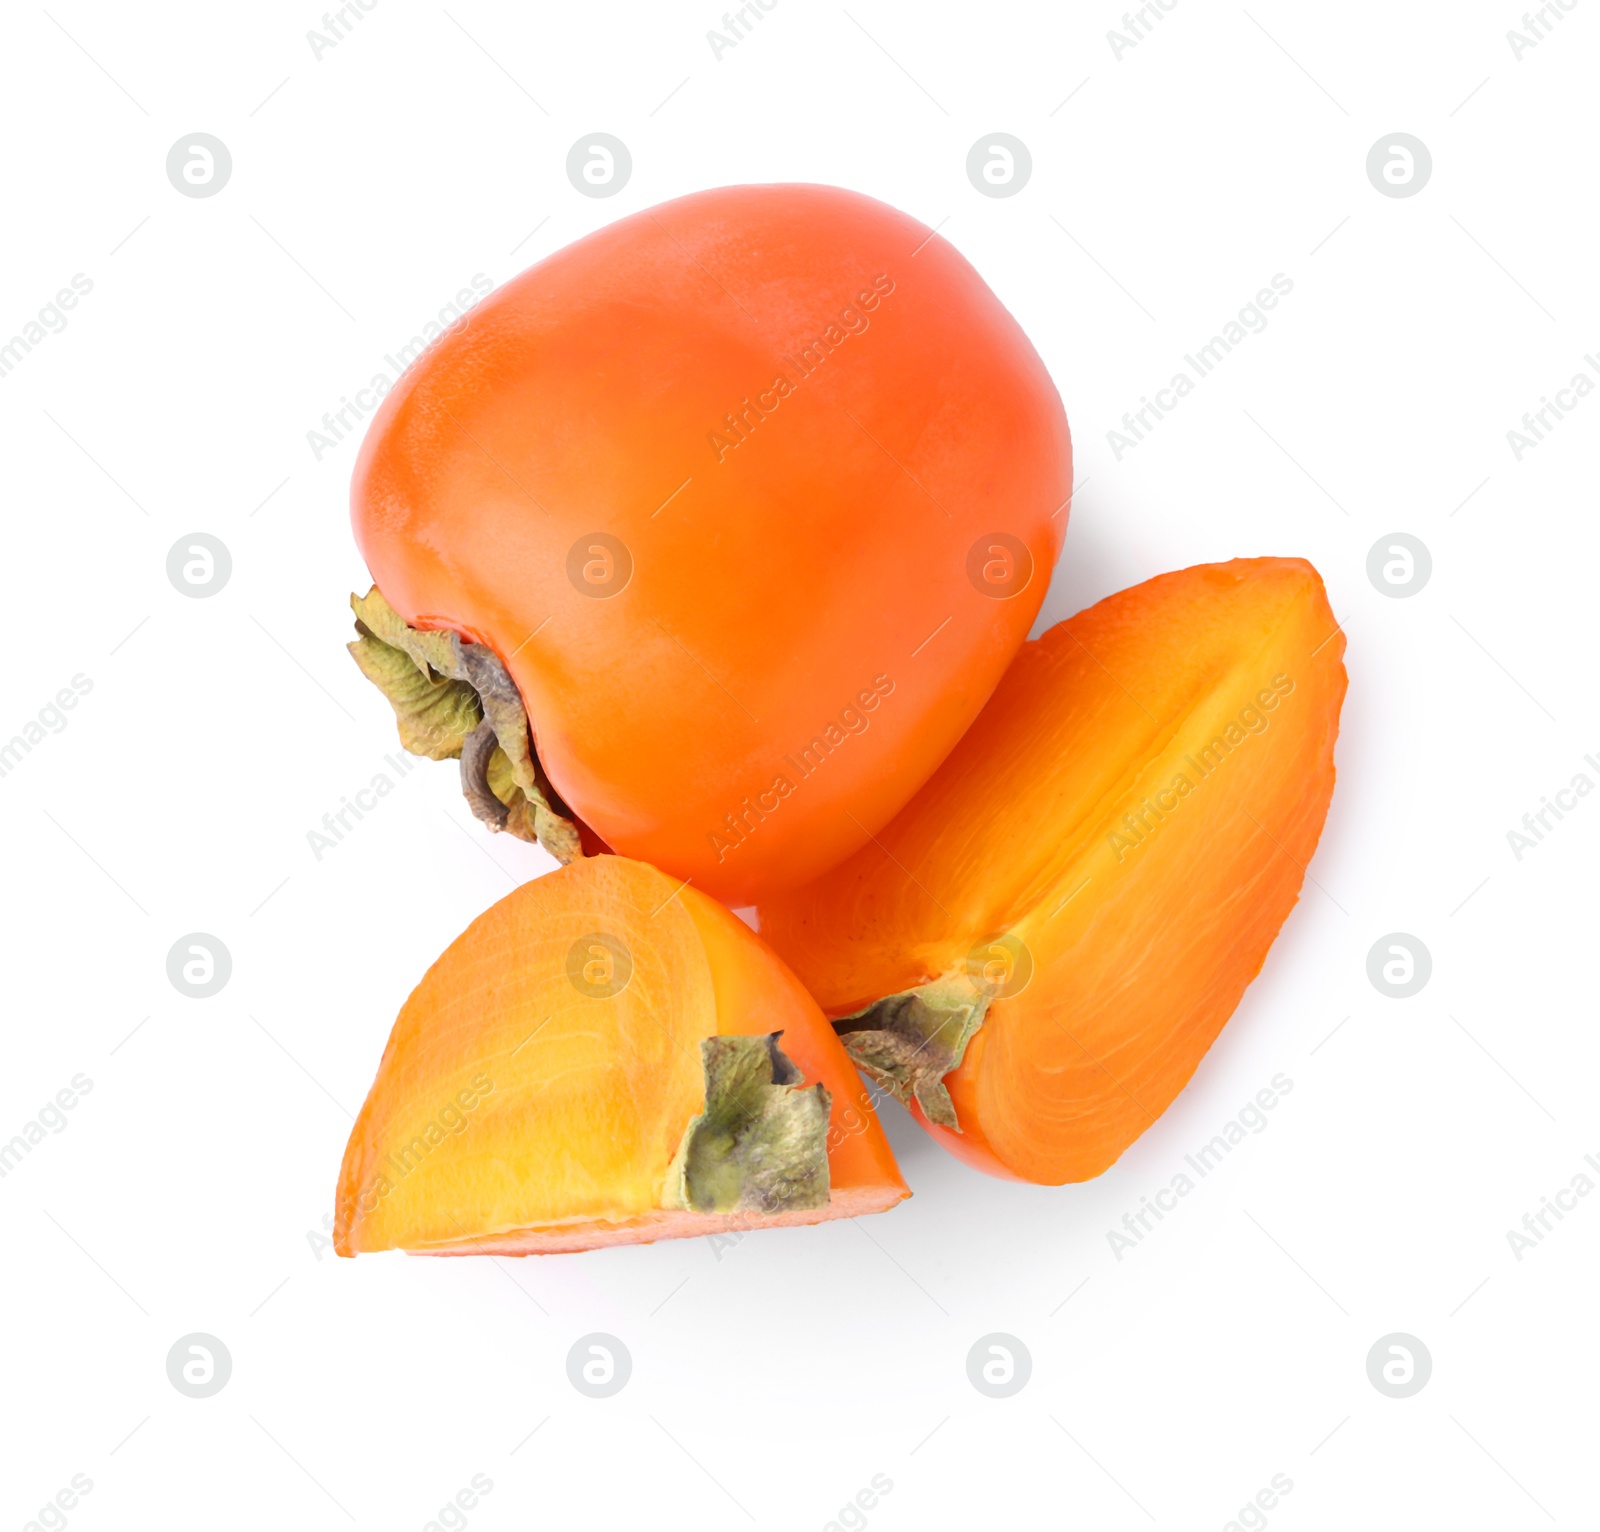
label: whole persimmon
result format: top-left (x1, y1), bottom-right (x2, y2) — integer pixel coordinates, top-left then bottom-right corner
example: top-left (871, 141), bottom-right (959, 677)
top-left (349, 182), bottom-right (1071, 902)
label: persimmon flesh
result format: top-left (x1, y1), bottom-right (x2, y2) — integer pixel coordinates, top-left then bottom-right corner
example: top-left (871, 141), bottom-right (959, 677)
top-left (335, 856), bottom-right (906, 1255)
top-left (349, 183), bottom-right (1072, 902)
top-left (756, 559), bottom-right (1347, 1184)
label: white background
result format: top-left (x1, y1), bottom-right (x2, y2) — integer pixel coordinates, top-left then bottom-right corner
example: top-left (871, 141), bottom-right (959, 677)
top-left (2, 2), bottom-right (1596, 1528)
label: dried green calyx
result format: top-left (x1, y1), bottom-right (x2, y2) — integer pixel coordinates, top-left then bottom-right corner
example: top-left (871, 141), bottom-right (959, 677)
top-left (667, 1033), bottom-right (832, 1215)
top-left (833, 975), bottom-right (990, 1132)
top-left (347, 587), bottom-right (582, 863)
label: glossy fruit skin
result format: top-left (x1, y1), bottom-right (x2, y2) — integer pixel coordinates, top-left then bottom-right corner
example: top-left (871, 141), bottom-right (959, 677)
top-left (757, 559), bottom-right (1347, 1184)
top-left (351, 183), bottom-right (1071, 902)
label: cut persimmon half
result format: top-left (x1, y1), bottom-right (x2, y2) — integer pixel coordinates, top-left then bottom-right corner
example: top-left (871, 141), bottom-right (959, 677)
top-left (756, 558), bottom-right (1347, 1184)
top-left (334, 856), bottom-right (906, 1255)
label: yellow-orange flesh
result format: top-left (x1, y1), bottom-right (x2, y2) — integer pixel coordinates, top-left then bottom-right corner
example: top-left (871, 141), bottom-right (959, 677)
top-left (757, 559), bottom-right (1347, 1184)
top-left (335, 857), bottom-right (906, 1256)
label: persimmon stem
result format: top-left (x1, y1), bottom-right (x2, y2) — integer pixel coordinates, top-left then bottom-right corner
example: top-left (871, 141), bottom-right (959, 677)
top-left (665, 1033), bottom-right (832, 1214)
top-left (346, 586), bottom-right (584, 863)
top-left (460, 720), bottom-right (509, 831)
top-left (834, 976), bottom-right (989, 1132)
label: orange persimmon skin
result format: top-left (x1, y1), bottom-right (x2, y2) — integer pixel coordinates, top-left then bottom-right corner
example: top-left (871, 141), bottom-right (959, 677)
top-left (758, 559), bottom-right (1347, 1184)
top-left (676, 881), bottom-right (905, 1200)
top-left (351, 183), bottom-right (1071, 903)
top-left (334, 856), bottom-right (905, 1256)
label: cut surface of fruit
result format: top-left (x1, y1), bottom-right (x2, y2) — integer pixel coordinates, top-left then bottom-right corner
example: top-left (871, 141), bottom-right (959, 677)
top-left (334, 856), bottom-right (906, 1256)
top-left (756, 558), bottom-right (1347, 1185)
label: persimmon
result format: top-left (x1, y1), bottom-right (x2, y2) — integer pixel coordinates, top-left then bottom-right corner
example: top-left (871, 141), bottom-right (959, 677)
top-left (755, 559), bottom-right (1347, 1184)
top-left (348, 183), bottom-right (1072, 902)
top-left (334, 855), bottom-right (906, 1256)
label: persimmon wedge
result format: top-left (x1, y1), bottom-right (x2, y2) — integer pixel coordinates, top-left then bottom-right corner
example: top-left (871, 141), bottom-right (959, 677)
top-left (348, 182), bottom-right (1072, 902)
top-left (755, 558), bottom-right (1347, 1185)
top-left (335, 856), bottom-right (906, 1256)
